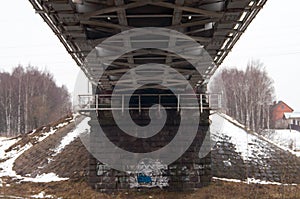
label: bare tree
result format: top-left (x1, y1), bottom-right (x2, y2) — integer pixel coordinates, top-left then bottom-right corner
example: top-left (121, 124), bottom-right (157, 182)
top-left (0, 65), bottom-right (71, 136)
top-left (0, 72), bottom-right (13, 136)
top-left (209, 60), bottom-right (275, 132)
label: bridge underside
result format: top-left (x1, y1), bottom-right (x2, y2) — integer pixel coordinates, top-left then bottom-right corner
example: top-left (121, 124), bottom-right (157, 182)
top-left (29, 0), bottom-right (266, 90)
top-left (29, 0), bottom-right (267, 192)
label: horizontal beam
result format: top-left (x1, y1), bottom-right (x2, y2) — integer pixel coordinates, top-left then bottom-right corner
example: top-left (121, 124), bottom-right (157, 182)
top-left (149, 1), bottom-right (224, 18)
top-left (82, 1), bottom-right (149, 19)
top-left (80, 20), bottom-right (131, 30)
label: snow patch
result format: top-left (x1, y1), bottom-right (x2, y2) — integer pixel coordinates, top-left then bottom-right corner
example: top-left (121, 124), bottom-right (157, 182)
top-left (31, 191), bottom-right (54, 198)
top-left (49, 117), bottom-right (90, 158)
top-left (263, 129), bottom-right (300, 157)
top-left (218, 112), bottom-right (246, 129)
top-left (247, 178), bottom-right (297, 185)
top-left (0, 137), bottom-right (20, 157)
top-left (213, 177), bottom-right (297, 186)
top-left (210, 114), bottom-right (271, 161)
top-left (37, 128), bottom-right (56, 142)
top-left (0, 195), bottom-right (24, 199)
top-left (37, 118), bottom-right (73, 143)
top-left (22, 173), bottom-right (68, 183)
top-left (213, 177), bottom-right (242, 183)
top-left (0, 115), bottom-right (77, 183)
top-left (56, 122), bottom-right (69, 129)
top-left (284, 112), bottom-right (300, 119)
top-left (0, 139), bottom-right (32, 178)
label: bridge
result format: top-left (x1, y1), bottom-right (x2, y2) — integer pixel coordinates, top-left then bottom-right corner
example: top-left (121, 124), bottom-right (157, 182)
top-left (28, 0), bottom-right (267, 192)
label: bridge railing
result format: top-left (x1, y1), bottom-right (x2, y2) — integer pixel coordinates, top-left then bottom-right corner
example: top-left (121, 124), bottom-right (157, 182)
top-left (75, 93), bottom-right (222, 113)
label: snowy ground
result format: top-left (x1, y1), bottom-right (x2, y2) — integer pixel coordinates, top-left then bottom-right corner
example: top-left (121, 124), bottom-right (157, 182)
top-left (0, 136), bottom-right (32, 179)
top-left (262, 129), bottom-right (300, 157)
top-left (211, 113), bottom-right (300, 160)
top-left (210, 113), bottom-right (300, 184)
top-left (210, 113), bottom-right (273, 161)
top-left (0, 115), bottom-right (90, 187)
top-left (0, 136), bottom-right (66, 185)
top-left (0, 112), bottom-right (298, 189)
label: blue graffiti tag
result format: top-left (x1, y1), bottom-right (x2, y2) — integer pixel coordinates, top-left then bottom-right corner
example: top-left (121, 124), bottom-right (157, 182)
top-left (137, 173), bottom-right (152, 184)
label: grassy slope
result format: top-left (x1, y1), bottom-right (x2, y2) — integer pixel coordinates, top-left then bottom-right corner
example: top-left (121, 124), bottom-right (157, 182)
top-left (0, 179), bottom-right (299, 199)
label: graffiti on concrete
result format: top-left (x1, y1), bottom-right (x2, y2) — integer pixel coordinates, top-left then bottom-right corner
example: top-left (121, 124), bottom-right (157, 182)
top-left (96, 162), bottom-right (109, 176)
top-left (130, 158), bottom-right (169, 188)
top-left (137, 173), bottom-right (152, 184)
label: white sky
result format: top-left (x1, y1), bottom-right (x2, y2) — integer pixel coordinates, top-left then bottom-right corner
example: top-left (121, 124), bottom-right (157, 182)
top-left (0, 0), bottom-right (299, 110)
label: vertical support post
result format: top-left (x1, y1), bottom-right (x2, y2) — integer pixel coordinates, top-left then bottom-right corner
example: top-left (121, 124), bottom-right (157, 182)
top-left (158, 94), bottom-right (161, 113)
top-left (96, 94), bottom-right (99, 110)
top-left (122, 94), bottom-right (124, 113)
top-left (177, 94), bottom-right (180, 112)
top-left (139, 95), bottom-right (141, 113)
top-left (200, 94), bottom-right (203, 113)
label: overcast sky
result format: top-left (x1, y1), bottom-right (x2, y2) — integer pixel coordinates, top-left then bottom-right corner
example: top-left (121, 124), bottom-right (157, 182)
top-left (0, 0), bottom-right (299, 110)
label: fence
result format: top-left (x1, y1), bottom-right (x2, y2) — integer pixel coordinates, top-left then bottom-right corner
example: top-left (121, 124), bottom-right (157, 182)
top-left (76, 93), bottom-right (222, 113)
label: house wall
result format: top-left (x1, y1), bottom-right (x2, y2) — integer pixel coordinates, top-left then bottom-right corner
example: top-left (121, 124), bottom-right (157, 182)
top-left (274, 119), bottom-right (289, 129)
top-left (272, 102), bottom-right (293, 121)
top-left (271, 101), bottom-right (293, 129)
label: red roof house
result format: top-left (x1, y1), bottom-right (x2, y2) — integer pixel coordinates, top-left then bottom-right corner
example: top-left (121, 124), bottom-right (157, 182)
top-left (270, 101), bottom-right (294, 129)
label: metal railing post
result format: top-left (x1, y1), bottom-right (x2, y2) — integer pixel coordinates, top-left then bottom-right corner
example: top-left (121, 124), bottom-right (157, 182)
top-left (139, 95), bottom-right (141, 113)
top-left (200, 94), bottom-right (203, 113)
top-left (96, 94), bottom-right (98, 110)
top-left (158, 95), bottom-right (161, 113)
top-left (207, 94), bottom-right (210, 111)
top-left (122, 94), bottom-right (124, 113)
top-left (177, 94), bottom-right (180, 112)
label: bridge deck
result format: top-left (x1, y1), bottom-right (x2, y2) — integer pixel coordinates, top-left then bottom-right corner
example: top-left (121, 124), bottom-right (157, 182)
top-left (28, 0), bottom-right (267, 90)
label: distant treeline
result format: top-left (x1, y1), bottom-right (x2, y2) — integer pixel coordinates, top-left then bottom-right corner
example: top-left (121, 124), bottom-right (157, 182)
top-left (0, 66), bottom-right (71, 136)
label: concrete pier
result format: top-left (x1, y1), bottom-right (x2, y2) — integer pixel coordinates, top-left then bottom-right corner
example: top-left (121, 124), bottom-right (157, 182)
top-left (87, 105), bottom-right (211, 192)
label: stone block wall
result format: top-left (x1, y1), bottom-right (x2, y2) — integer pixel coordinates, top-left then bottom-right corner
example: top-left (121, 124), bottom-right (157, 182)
top-left (88, 109), bottom-right (211, 192)
top-left (211, 133), bottom-right (300, 184)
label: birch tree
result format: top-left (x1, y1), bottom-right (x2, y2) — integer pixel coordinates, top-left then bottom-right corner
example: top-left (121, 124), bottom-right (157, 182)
top-left (209, 60), bottom-right (275, 132)
top-left (0, 66), bottom-right (71, 136)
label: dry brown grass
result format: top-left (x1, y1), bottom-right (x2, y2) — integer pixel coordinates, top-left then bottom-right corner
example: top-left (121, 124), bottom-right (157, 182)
top-left (0, 178), bottom-right (299, 199)
top-left (4, 114), bottom-right (74, 154)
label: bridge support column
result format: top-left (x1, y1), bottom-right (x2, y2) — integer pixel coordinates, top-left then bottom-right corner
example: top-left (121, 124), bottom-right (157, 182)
top-left (87, 108), bottom-right (211, 192)
top-left (86, 84), bottom-right (211, 192)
